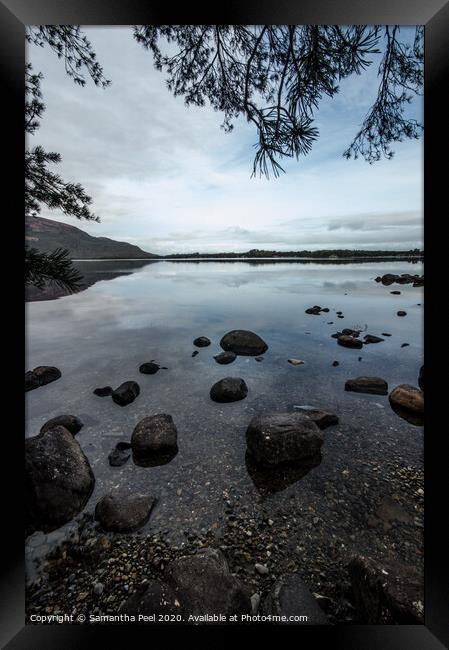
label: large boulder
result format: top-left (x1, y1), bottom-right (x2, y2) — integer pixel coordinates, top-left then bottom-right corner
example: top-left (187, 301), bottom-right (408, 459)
top-left (260, 574), bottom-right (329, 624)
top-left (25, 366), bottom-right (61, 392)
top-left (345, 377), bottom-right (388, 396)
top-left (119, 580), bottom-right (182, 616)
top-left (389, 384), bottom-right (424, 426)
top-left (337, 335), bottom-right (363, 349)
top-left (210, 377), bottom-right (248, 403)
top-left (94, 493), bottom-right (156, 532)
top-left (40, 415), bottom-right (83, 436)
top-left (165, 548), bottom-right (251, 619)
top-left (25, 426), bottom-right (95, 536)
top-left (111, 381), bottom-right (140, 406)
top-left (246, 412), bottom-right (324, 467)
top-left (220, 330), bottom-right (268, 356)
top-left (348, 555), bottom-right (423, 624)
top-left (131, 414), bottom-right (178, 464)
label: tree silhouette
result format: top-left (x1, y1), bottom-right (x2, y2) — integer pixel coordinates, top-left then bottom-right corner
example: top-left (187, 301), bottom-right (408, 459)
top-left (25, 27), bottom-right (110, 293)
top-left (134, 25), bottom-right (423, 176)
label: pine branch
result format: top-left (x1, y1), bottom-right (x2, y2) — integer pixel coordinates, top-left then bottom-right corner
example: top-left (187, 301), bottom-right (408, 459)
top-left (25, 246), bottom-right (83, 293)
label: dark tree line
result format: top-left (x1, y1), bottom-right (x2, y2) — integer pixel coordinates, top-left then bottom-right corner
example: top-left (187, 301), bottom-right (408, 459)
top-left (25, 25), bottom-right (424, 291)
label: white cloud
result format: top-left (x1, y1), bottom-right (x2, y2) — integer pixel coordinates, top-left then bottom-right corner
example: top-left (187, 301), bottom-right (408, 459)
top-left (27, 27), bottom-right (423, 253)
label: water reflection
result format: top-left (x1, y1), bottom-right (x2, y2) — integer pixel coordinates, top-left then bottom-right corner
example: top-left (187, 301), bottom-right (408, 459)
top-left (245, 451), bottom-right (322, 495)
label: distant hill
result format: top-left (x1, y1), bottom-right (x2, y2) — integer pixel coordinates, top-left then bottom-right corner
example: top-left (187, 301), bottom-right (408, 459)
top-left (25, 216), bottom-right (159, 259)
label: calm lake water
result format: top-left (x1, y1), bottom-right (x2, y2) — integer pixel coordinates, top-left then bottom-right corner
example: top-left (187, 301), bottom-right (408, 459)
top-left (25, 259), bottom-right (424, 561)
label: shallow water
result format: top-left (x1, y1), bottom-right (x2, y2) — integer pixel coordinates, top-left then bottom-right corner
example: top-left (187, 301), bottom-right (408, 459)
top-left (25, 260), bottom-right (423, 551)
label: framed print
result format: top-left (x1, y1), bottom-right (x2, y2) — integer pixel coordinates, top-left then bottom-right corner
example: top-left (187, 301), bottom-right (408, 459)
top-left (1, 0), bottom-right (448, 648)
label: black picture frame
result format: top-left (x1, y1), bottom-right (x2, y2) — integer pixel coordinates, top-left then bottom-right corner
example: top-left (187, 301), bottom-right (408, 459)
top-left (1, 1), bottom-right (447, 648)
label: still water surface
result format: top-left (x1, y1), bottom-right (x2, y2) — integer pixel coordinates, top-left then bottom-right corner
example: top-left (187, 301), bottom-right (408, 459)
top-left (25, 260), bottom-right (423, 546)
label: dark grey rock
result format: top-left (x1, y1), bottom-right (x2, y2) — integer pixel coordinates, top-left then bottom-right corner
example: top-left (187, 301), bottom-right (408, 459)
top-left (131, 414), bottom-right (178, 462)
top-left (139, 361), bottom-right (161, 374)
top-left (165, 548), bottom-right (251, 619)
top-left (337, 335), bottom-right (363, 349)
top-left (111, 381), bottom-right (140, 406)
top-left (363, 335), bottom-right (385, 344)
top-left (94, 493), bottom-right (156, 532)
top-left (93, 386), bottom-right (113, 397)
top-left (119, 580), bottom-right (182, 616)
top-left (246, 412), bottom-right (324, 467)
top-left (342, 328), bottom-right (360, 337)
top-left (261, 574), bottom-right (329, 624)
top-left (210, 377), bottom-right (248, 403)
top-left (397, 311), bottom-right (407, 317)
top-left (349, 555), bottom-right (423, 624)
top-left (345, 377), bottom-right (388, 395)
top-left (40, 415), bottom-right (83, 436)
top-left (389, 385), bottom-right (424, 426)
top-left (381, 333), bottom-right (392, 337)
top-left (192, 350), bottom-right (199, 357)
top-left (390, 290), bottom-right (401, 295)
top-left (193, 336), bottom-right (211, 347)
top-left (332, 361), bottom-right (339, 367)
top-left (26, 426), bottom-right (95, 536)
top-left (220, 330), bottom-right (268, 356)
top-left (25, 366), bottom-right (61, 392)
top-left (108, 442), bottom-right (132, 467)
top-left (213, 351), bottom-right (237, 365)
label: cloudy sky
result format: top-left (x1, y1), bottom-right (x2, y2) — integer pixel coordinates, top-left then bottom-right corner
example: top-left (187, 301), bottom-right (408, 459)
top-left (27, 27), bottom-right (424, 254)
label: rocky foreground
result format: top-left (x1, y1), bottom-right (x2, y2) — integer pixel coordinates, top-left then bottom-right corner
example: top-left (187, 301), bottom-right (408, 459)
top-left (26, 322), bottom-right (424, 624)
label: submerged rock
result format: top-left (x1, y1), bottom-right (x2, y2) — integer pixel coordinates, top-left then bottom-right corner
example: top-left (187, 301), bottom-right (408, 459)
top-left (345, 377), bottom-right (388, 396)
top-left (165, 548), bottom-right (251, 619)
top-left (193, 336), bottom-right (211, 348)
top-left (108, 441), bottom-right (132, 467)
top-left (363, 334), bottom-right (385, 344)
top-left (337, 335), bottom-right (363, 349)
top-left (26, 426), bottom-right (95, 536)
top-left (93, 386), bottom-right (113, 397)
top-left (220, 330), bottom-right (268, 356)
top-left (95, 492), bottom-right (156, 532)
top-left (246, 412), bottom-right (324, 467)
top-left (246, 451), bottom-right (321, 495)
top-left (348, 555), bottom-right (423, 624)
top-left (119, 580), bottom-right (181, 616)
top-left (210, 377), bottom-right (248, 403)
top-left (342, 328), bottom-right (360, 337)
top-left (40, 415), bottom-right (83, 436)
top-left (111, 381), bottom-right (140, 406)
top-left (389, 384), bottom-right (424, 425)
top-left (131, 414), bottom-right (178, 465)
top-left (213, 351), bottom-right (237, 365)
top-left (25, 366), bottom-right (61, 392)
top-left (292, 405), bottom-right (339, 429)
top-left (261, 574), bottom-right (329, 624)
top-left (139, 361), bottom-right (161, 374)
